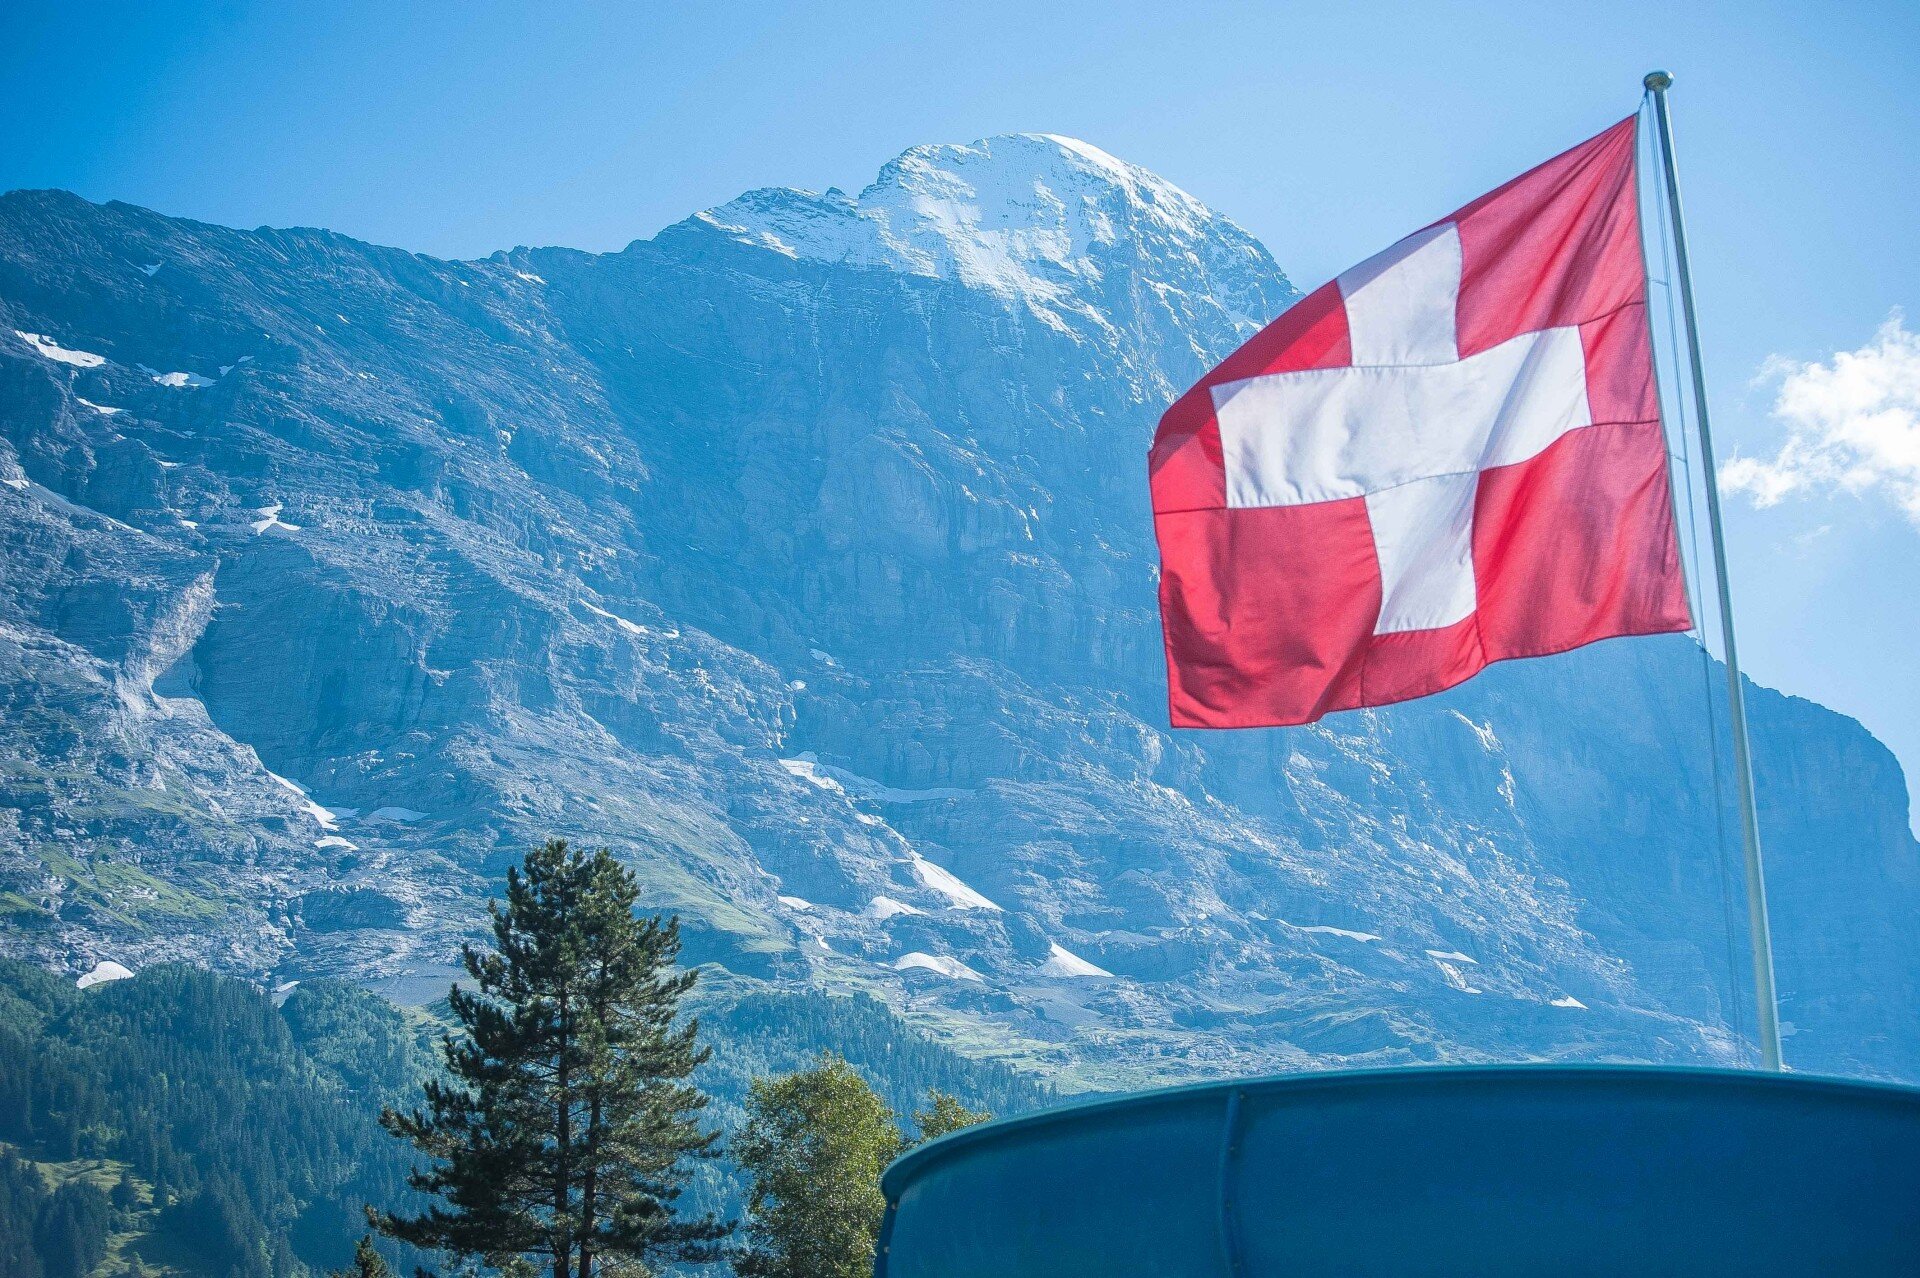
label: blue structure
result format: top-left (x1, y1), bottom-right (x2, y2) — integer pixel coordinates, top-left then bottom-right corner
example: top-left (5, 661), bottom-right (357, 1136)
top-left (876, 1065), bottom-right (1920, 1276)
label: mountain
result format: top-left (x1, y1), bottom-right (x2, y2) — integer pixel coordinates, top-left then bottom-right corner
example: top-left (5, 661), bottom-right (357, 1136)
top-left (1, 135), bottom-right (1915, 1090)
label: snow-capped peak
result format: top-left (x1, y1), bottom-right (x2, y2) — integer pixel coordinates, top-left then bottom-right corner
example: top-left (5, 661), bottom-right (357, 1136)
top-left (680, 133), bottom-right (1289, 337)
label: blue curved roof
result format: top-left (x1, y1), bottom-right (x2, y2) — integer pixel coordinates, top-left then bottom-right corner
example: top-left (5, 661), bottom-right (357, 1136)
top-left (877, 1064), bottom-right (1920, 1277)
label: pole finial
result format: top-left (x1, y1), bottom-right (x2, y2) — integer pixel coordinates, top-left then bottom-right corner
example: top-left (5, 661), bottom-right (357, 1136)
top-left (1644, 70), bottom-right (1673, 92)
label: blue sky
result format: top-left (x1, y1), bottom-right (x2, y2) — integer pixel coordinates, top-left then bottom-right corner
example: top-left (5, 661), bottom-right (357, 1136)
top-left (5, 0), bottom-right (1917, 812)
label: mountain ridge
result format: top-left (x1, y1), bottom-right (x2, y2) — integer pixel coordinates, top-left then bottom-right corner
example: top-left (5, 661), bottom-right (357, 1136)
top-left (1, 136), bottom-right (1915, 1091)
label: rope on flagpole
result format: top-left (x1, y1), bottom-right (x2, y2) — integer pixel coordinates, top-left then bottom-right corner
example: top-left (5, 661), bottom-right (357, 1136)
top-left (1643, 70), bottom-right (1785, 1071)
top-left (1641, 93), bottom-right (1749, 1060)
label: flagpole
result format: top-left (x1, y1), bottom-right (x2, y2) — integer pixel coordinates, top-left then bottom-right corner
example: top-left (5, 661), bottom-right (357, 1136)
top-left (1643, 70), bottom-right (1784, 1071)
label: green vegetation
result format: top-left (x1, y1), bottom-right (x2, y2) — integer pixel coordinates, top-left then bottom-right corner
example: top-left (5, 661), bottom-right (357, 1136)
top-left (15, 843), bottom-right (227, 928)
top-left (33, 1178), bottom-right (113, 1278)
top-left (281, 982), bottom-right (439, 1112)
top-left (910, 1091), bottom-right (991, 1142)
top-left (327, 1238), bottom-right (391, 1278)
top-left (375, 839), bottom-right (727, 1278)
top-left (733, 1055), bottom-right (900, 1278)
top-left (0, 1148), bottom-right (53, 1278)
top-left (731, 1057), bottom-right (993, 1278)
top-left (0, 958), bottom-right (432, 1278)
top-left (0, 1151), bottom-right (124, 1278)
top-left (700, 987), bottom-right (1050, 1120)
top-left (0, 892), bottom-right (46, 921)
top-left (0, 839), bottom-right (1054, 1278)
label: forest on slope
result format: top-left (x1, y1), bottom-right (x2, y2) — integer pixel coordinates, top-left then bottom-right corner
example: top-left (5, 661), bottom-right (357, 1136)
top-left (0, 960), bottom-right (1046, 1278)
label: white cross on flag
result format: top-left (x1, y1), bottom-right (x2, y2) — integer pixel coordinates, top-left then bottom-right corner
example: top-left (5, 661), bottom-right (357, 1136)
top-left (1150, 117), bottom-right (1692, 728)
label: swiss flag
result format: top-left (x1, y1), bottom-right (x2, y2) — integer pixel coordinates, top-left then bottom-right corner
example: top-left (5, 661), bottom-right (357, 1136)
top-left (1150, 116), bottom-right (1692, 729)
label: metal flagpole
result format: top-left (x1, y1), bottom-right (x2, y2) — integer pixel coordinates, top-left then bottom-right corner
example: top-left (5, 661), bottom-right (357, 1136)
top-left (1642, 70), bottom-right (1784, 1070)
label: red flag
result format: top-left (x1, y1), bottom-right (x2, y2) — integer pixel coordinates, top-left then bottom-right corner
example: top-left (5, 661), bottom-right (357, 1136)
top-left (1150, 117), bottom-right (1692, 728)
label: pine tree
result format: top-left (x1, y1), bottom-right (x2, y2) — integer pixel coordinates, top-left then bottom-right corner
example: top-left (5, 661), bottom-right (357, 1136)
top-left (109, 1173), bottom-right (140, 1213)
top-left (909, 1091), bottom-right (990, 1144)
top-left (374, 839), bottom-right (727, 1278)
top-left (732, 1055), bottom-right (903, 1278)
top-left (33, 1182), bottom-right (112, 1278)
top-left (330, 1235), bottom-right (393, 1278)
top-left (0, 1149), bottom-right (47, 1278)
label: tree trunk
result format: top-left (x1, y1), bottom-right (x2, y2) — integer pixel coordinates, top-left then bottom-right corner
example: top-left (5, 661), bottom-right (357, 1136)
top-left (577, 1090), bottom-right (601, 1278)
top-left (555, 989), bottom-right (572, 1278)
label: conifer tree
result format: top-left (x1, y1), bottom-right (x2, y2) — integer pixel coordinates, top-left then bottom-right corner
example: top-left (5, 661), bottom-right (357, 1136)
top-left (109, 1173), bottom-right (139, 1213)
top-left (331, 1235), bottom-right (393, 1278)
top-left (731, 1055), bottom-right (902, 1278)
top-left (0, 1148), bottom-right (47, 1278)
top-left (375, 839), bottom-right (727, 1278)
top-left (33, 1182), bottom-right (111, 1278)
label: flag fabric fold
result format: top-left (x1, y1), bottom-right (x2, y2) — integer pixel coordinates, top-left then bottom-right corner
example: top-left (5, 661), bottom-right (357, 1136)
top-left (1150, 116), bottom-right (1692, 729)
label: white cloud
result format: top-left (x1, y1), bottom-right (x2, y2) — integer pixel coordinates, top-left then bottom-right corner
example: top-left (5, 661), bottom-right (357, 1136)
top-left (1721, 312), bottom-right (1920, 526)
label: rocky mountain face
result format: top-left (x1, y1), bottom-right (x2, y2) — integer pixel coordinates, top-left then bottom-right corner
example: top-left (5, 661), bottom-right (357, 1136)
top-left (1, 135), bottom-right (1915, 1090)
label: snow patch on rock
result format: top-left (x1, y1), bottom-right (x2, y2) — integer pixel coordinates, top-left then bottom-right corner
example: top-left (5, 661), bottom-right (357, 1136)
top-left (140, 364), bottom-right (216, 388)
top-left (267, 771), bottom-right (340, 831)
top-left (907, 850), bottom-right (999, 911)
top-left (251, 504), bottom-right (302, 534)
top-left (781, 752), bottom-right (970, 803)
top-left (77, 960), bottom-right (134, 988)
top-left (1037, 942), bottom-right (1111, 979)
top-left (1293, 923), bottom-right (1382, 943)
top-left (583, 600), bottom-right (650, 636)
top-left (867, 895), bottom-right (923, 920)
top-left (1450, 710), bottom-right (1501, 753)
top-left (894, 951), bottom-right (983, 982)
top-left (1431, 956), bottom-right (1483, 995)
top-left (16, 330), bottom-right (106, 368)
top-left (778, 755), bottom-right (843, 794)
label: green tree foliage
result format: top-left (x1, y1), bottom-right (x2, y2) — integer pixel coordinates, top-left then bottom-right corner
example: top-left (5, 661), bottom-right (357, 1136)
top-left (375, 839), bottom-right (728, 1278)
top-left (702, 991), bottom-right (1050, 1121)
top-left (731, 1057), bottom-right (1001, 1278)
top-left (731, 1055), bottom-right (904, 1278)
top-left (0, 961), bottom-right (76, 1033)
top-left (0, 1148), bottom-right (49, 1278)
top-left (909, 1091), bottom-right (990, 1144)
top-left (110, 1172), bottom-right (140, 1212)
top-left (282, 981), bottom-right (438, 1112)
top-left (0, 957), bottom-right (439, 1278)
top-left (0, 905), bottom-right (1050, 1276)
top-left (329, 1236), bottom-right (393, 1278)
top-left (32, 1181), bottom-right (112, 1278)
top-left (673, 988), bottom-right (1048, 1225)
top-left (153, 1171), bottom-right (274, 1278)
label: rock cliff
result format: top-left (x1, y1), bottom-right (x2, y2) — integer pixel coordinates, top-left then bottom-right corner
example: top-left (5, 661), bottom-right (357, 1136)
top-left (2, 136), bottom-right (1914, 1088)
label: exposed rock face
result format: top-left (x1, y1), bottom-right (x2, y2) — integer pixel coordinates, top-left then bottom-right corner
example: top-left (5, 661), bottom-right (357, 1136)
top-left (1, 137), bottom-right (1914, 1089)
